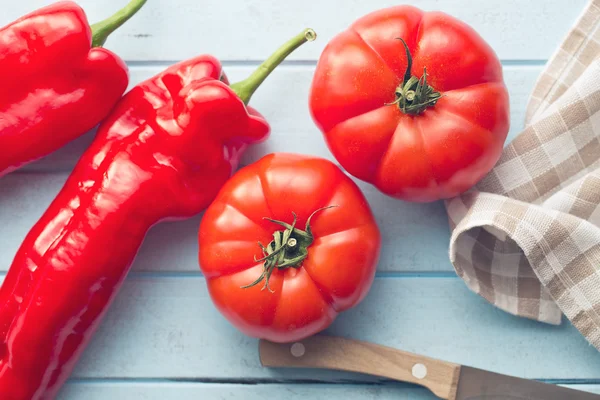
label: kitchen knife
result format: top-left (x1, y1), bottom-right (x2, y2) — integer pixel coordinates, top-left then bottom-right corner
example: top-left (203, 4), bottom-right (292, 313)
top-left (258, 335), bottom-right (600, 399)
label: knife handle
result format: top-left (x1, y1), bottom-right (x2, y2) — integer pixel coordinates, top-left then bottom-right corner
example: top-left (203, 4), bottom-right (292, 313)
top-left (259, 335), bottom-right (461, 400)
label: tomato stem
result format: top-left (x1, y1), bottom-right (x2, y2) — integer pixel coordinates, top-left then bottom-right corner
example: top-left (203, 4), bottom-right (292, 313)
top-left (241, 206), bottom-right (336, 292)
top-left (400, 38), bottom-right (413, 85)
top-left (386, 38), bottom-right (442, 115)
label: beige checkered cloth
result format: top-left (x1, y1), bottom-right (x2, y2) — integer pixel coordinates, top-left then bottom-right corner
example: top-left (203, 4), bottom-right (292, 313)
top-left (446, 0), bottom-right (600, 349)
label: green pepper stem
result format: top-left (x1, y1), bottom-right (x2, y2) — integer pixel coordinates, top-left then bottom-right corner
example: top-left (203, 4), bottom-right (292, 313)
top-left (230, 28), bottom-right (317, 105)
top-left (91, 0), bottom-right (148, 48)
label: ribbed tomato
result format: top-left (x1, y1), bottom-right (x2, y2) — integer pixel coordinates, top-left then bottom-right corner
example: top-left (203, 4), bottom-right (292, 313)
top-left (198, 153), bottom-right (381, 342)
top-left (309, 5), bottom-right (510, 202)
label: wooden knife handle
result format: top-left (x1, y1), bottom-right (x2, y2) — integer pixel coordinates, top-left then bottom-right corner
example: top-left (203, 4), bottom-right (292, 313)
top-left (259, 335), bottom-right (461, 400)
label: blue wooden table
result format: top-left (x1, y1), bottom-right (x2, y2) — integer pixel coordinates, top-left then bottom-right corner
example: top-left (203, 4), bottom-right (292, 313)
top-left (2, 0), bottom-right (600, 398)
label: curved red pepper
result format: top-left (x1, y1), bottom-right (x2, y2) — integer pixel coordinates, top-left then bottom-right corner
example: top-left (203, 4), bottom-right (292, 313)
top-left (0, 0), bottom-right (146, 177)
top-left (0, 28), bottom-right (315, 400)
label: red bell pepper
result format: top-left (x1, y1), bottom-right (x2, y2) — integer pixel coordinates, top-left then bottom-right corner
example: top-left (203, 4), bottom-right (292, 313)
top-left (0, 0), bottom-right (147, 177)
top-left (0, 28), bottom-right (315, 399)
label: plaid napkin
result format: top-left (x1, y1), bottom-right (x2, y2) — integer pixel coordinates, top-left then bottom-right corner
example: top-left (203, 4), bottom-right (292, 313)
top-left (446, 0), bottom-right (600, 349)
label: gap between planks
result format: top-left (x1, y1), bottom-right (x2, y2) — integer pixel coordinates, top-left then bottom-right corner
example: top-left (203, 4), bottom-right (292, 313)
top-left (0, 271), bottom-right (460, 279)
top-left (65, 377), bottom-right (600, 386)
top-left (122, 59), bottom-right (548, 68)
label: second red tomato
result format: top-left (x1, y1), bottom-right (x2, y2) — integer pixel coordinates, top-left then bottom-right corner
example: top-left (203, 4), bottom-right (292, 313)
top-left (198, 153), bottom-right (381, 343)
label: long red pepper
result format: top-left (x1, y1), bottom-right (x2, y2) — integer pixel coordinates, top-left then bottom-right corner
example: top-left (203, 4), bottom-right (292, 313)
top-left (0, 0), bottom-right (146, 177)
top-left (0, 28), bottom-right (316, 399)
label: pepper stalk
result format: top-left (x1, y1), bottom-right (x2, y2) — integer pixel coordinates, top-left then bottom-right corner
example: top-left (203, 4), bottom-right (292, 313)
top-left (91, 0), bottom-right (148, 48)
top-left (231, 28), bottom-right (317, 105)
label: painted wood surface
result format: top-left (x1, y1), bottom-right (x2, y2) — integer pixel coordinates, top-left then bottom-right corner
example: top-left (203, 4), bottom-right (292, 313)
top-left (0, 0), bottom-right (597, 399)
top-left (2, 0), bottom-right (588, 61)
top-left (57, 383), bottom-right (600, 400)
top-left (55, 276), bottom-right (600, 381)
top-left (17, 64), bottom-right (542, 172)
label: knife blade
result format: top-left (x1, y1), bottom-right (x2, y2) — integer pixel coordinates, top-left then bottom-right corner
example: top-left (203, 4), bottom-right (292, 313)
top-left (456, 365), bottom-right (598, 399)
top-left (258, 335), bottom-right (600, 400)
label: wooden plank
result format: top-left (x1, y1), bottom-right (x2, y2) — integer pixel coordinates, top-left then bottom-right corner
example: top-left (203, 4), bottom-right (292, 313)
top-left (15, 64), bottom-right (541, 173)
top-left (0, 61), bottom-right (544, 274)
top-left (41, 277), bottom-right (598, 380)
top-left (0, 66), bottom-right (541, 272)
top-left (0, 65), bottom-right (542, 274)
top-left (57, 382), bottom-right (600, 400)
top-left (1, 1), bottom-right (586, 61)
top-left (0, 170), bottom-right (452, 274)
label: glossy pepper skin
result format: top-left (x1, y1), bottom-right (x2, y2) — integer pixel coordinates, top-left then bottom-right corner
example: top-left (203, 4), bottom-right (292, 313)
top-left (0, 0), bottom-right (146, 177)
top-left (0, 29), bottom-right (315, 400)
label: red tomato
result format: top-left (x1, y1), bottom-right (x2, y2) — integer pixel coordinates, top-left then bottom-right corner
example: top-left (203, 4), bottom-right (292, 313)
top-left (198, 153), bottom-right (381, 342)
top-left (309, 6), bottom-right (510, 202)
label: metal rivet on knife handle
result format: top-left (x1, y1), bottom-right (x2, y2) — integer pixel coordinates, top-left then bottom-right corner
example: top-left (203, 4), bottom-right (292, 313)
top-left (412, 363), bottom-right (428, 379)
top-left (290, 343), bottom-right (306, 358)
